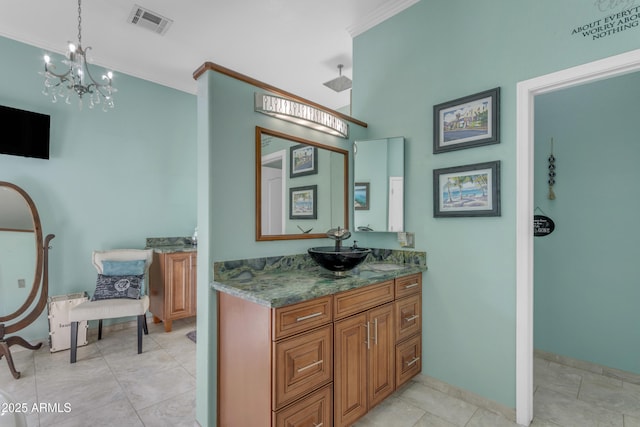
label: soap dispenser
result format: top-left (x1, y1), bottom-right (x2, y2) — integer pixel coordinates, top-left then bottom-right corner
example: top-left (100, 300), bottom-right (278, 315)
top-left (192, 227), bottom-right (198, 246)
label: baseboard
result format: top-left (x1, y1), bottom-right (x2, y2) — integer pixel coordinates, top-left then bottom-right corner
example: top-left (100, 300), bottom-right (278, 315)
top-left (413, 374), bottom-right (516, 422)
top-left (534, 348), bottom-right (640, 385)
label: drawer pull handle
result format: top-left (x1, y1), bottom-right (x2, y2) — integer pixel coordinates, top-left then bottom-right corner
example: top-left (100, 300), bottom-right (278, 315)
top-left (312, 423), bottom-right (323, 427)
top-left (374, 318), bottom-right (378, 345)
top-left (407, 357), bottom-right (420, 367)
top-left (404, 314), bottom-right (419, 322)
top-left (296, 312), bottom-right (323, 322)
top-left (364, 322), bottom-right (370, 350)
top-left (297, 359), bottom-right (323, 373)
top-left (404, 283), bottom-right (419, 289)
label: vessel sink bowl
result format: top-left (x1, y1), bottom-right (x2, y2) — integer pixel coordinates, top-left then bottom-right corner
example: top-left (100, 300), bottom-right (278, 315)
top-left (308, 246), bottom-right (372, 273)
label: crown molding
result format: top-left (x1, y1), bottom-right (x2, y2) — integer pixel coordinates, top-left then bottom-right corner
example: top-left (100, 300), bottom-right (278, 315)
top-left (346, 0), bottom-right (420, 38)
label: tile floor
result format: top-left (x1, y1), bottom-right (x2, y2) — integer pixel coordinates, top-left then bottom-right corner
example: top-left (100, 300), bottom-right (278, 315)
top-left (354, 355), bottom-right (640, 427)
top-left (3, 320), bottom-right (640, 427)
top-left (0, 318), bottom-right (197, 427)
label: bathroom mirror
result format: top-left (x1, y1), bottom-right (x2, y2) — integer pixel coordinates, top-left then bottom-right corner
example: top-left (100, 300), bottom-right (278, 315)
top-left (353, 137), bottom-right (405, 232)
top-left (256, 127), bottom-right (349, 241)
top-left (0, 181), bottom-right (54, 379)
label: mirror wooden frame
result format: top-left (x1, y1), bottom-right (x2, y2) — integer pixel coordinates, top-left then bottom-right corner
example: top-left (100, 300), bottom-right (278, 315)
top-left (255, 127), bottom-right (349, 241)
top-left (0, 181), bottom-right (54, 379)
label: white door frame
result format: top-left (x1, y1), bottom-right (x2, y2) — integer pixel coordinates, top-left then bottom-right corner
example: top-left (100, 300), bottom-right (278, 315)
top-left (516, 48), bottom-right (640, 426)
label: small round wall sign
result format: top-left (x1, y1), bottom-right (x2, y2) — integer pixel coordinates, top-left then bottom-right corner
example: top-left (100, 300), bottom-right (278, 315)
top-left (533, 215), bottom-right (555, 236)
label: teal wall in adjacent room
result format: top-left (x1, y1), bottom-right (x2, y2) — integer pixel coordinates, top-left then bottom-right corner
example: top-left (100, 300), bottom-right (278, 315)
top-left (352, 0), bottom-right (640, 409)
top-left (0, 36), bottom-right (197, 341)
top-left (534, 71), bottom-right (640, 374)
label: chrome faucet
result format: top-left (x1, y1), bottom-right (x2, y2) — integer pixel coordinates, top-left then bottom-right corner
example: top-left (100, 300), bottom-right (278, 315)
top-left (326, 227), bottom-right (351, 251)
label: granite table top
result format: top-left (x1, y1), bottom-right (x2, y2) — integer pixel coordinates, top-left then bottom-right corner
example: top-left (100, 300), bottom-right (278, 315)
top-left (145, 237), bottom-right (197, 253)
top-left (211, 260), bottom-right (426, 309)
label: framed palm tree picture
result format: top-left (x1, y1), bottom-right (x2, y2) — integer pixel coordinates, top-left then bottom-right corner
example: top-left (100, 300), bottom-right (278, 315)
top-left (433, 161), bottom-right (500, 217)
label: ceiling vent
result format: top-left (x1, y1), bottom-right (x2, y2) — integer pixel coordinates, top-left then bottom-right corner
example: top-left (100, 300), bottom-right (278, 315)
top-left (128, 5), bottom-right (173, 35)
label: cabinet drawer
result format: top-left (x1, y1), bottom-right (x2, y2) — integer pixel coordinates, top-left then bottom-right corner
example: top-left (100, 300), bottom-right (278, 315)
top-left (274, 325), bottom-right (333, 410)
top-left (273, 383), bottom-right (333, 427)
top-left (273, 296), bottom-right (333, 340)
top-left (334, 280), bottom-right (394, 320)
top-left (396, 334), bottom-right (421, 388)
top-left (395, 273), bottom-right (422, 299)
top-left (395, 294), bottom-right (421, 343)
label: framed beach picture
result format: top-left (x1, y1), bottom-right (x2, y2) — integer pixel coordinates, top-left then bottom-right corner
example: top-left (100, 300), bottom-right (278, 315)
top-left (433, 161), bottom-right (501, 217)
top-left (289, 185), bottom-right (317, 219)
top-left (290, 144), bottom-right (318, 178)
top-left (354, 182), bottom-right (370, 210)
top-left (433, 87), bottom-right (500, 154)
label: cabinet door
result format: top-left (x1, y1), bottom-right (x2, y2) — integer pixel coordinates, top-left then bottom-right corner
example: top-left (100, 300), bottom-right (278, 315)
top-left (334, 313), bottom-right (367, 427)
top-left (395, 294), bottom-right (421, 343)
top-left (165, 252), bottom-right (194, 318)
top-left (367, 303), bottom-right (395, 408)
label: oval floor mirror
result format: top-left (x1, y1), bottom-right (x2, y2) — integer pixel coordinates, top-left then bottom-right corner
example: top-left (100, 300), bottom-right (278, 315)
top-left (0, 181), bottom-right (54, 379)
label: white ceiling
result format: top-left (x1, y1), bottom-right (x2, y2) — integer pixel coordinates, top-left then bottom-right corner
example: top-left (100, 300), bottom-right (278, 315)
top-left (0, 0), bottom-right (418, 111)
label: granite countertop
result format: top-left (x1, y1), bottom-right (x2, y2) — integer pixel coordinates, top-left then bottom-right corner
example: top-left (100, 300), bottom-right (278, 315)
top-left (211, 249), bottom-right (426, 308)
top-left (145, 237), bottom-right (197, 253)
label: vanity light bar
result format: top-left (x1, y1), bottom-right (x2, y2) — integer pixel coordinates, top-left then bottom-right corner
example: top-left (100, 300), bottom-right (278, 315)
top-left (254, 93), bottom-right (349, 138)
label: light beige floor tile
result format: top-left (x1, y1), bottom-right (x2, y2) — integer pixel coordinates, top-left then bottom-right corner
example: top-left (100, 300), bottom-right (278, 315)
top-left (399, 382), bottom-right (478, 426)
top-left (116, 365), bottom-right (196, 411)
top-left (37, 375), bottom-right (129, 426)
top-left (534, 386), bottom-right (623, 427)
top-left (534, 359), bottom-right (583, 398)
top-left (411, 412), bottom-right (458, 427)
top-left (105, 347), bottom-right (179, 377)
top-left (624, 414), bottom-right (640, 427)
top-left (353, 396), bottom-right (425, 427)
top-left (47, 397), bottom-right (143, 427)
top-left (465, 408), bottom-right (519, 427)
top-left (136, 389), bottom-right (196, 427)
top-left (579, 375), bottom-right (640, 418)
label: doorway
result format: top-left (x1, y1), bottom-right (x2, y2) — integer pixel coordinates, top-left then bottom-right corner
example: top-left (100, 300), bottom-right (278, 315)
top-left (515, 48), bottom-right (640, 426)
top-left (261, 150), bottom-right (286, 235)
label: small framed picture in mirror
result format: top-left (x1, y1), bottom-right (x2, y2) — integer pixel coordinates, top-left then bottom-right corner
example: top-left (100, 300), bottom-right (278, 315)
top-left (290, 185), bottom-right (317, 219)
top-left (290, 144), bottom-right (318, 178)
top-left (354, 182), bottom-right (370, 210)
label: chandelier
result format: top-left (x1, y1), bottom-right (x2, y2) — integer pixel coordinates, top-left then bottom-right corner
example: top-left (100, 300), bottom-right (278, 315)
top-left (41, 0), bottom-right (116, 110)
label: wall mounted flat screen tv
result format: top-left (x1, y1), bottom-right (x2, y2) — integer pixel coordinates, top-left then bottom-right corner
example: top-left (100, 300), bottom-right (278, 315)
top-left (0, 104), bottom-right (50, 159)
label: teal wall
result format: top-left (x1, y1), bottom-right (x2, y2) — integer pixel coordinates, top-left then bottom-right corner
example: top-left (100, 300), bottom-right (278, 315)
top-left (534, 71), bottom-right (640, 374)
top-left (352, 0), bottom-right (640, 409)
top-left (0, 36), bottom-right (197, 340)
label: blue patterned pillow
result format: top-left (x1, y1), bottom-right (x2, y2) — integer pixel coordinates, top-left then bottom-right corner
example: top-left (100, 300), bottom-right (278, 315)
top-left (92, 274), bottom-right (143, 300)
top-left (102, 260), bottom-right (146, 296)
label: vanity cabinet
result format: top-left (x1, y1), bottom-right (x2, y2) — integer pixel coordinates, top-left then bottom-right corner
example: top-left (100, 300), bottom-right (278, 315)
top-left (216, 272), bottom-right (423, 427)
top-left (333, 281), bottom-right (395, 427)
top-left (218, 293), bottom-right (334, 427)
top-left (148, 251), bottom-right (197, 332)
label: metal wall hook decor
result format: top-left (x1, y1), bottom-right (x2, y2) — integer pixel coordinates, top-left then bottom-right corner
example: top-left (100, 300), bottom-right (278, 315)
top-left (548, 138), bottom-right (556, 200)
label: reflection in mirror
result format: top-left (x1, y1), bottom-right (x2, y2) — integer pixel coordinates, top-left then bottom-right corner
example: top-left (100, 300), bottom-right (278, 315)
top-left (0, 186), bottom-right (36, 317)
top-left (256, 127), bottom-right (349, 241)
top-left (353, 137), bottom-right (405, 232)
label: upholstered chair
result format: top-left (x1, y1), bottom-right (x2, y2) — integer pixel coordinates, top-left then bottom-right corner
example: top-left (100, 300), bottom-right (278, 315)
top-left (68, 249), bottom-right (153, 363)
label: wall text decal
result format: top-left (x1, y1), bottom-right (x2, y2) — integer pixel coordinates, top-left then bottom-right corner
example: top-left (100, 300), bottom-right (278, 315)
top-left (572, 2), bottom-right (640, 40)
